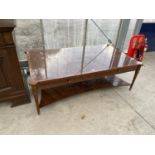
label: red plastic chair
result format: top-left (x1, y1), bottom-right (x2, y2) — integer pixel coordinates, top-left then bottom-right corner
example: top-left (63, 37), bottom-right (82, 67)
top-left (127, 34), bottom-right (148, 61)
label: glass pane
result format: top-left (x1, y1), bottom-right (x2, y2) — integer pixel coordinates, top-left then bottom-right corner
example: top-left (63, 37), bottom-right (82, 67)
top-left (14, 19), bottom-right (43, 60)
top-left (83, 19), bottom-right (121, 71)
top-left (42, 19), bottom-right (85, 49)
top-left (123, 19), bottom-right (137, 51)
top-left (86, 19), bottom-right (121, 45)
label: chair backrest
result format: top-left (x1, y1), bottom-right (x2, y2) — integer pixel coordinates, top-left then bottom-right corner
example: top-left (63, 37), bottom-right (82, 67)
top-left (127, 34), bottom-right (147, 61)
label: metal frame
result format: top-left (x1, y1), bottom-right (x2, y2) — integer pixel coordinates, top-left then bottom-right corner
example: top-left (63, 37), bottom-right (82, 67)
top-left (113, 19), bottom-right (123, 51)
top-left (90, 19), bottom-right (113, 44)
top-left (40, 19), bottom-right (47, 78)
top-left (81, 19), bottom-right (88, 73)
top-left (114, 19), bottom-right (130, 51)
top-left (133, 19), bottom-right (143, 35)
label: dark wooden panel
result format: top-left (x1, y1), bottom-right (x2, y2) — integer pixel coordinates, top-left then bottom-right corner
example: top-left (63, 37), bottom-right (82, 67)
top-left (0, 57), bottom-right (8, 88)
top-left (0, 46), bottom-right (30, 104)
top-left (0, 32), bottom-right (14, 47)
top-left (0, 33), bottom-right (4, 46)
top-left (0, 20), bottom-right (30, 106)
top-left (0, 51), bottom-right (12, 91)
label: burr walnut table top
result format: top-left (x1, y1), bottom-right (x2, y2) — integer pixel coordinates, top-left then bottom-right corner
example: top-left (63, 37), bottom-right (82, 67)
top-left (27, 44), bottom-right (142, 87)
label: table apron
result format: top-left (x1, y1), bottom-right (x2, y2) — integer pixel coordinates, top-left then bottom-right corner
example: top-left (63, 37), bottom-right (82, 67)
top-left (33, 65), bottom-right (139, 90)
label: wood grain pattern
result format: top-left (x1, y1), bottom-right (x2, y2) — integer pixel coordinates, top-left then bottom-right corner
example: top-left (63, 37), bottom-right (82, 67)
top-left (0, 20), bottom-right (30, 106)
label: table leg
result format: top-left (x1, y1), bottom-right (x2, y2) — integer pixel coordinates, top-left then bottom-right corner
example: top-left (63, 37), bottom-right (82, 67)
top-left (129, 65), bottom-right (141, 91)
top-left (32, 86), bottom-right (40, 115)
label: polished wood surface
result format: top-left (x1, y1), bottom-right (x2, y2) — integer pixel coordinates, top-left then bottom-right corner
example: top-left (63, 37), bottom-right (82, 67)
top-left (0, 19), bottom-right (30, 106)
top-left (27, 44), bottom-right (142, 83)
top-left (27, 44), bottom-right (142, 114)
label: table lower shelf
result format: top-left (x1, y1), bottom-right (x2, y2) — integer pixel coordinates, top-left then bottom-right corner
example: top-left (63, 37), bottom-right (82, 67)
top-left (39, 76), bottom-right (130, 108)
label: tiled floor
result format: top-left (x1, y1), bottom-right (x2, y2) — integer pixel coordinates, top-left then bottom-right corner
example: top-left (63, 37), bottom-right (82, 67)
top-left (0, 52), bottom-right (155, 134)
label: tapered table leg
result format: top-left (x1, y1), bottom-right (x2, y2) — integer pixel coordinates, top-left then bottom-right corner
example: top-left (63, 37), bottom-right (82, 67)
top-left (129, 65), bottom-right (141, 91)
top-left (32, 86), bottom-right (40, 115)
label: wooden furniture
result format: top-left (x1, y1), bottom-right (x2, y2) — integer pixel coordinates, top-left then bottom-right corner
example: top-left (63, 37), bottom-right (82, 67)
top-left (0, 20), bottom-right (30, 106)
top-left (27, 44), bottom-right (142, 114)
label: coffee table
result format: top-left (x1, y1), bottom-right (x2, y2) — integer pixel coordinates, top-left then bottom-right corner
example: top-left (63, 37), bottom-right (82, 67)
top-left (26, 44), bottom-right (142, 114)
